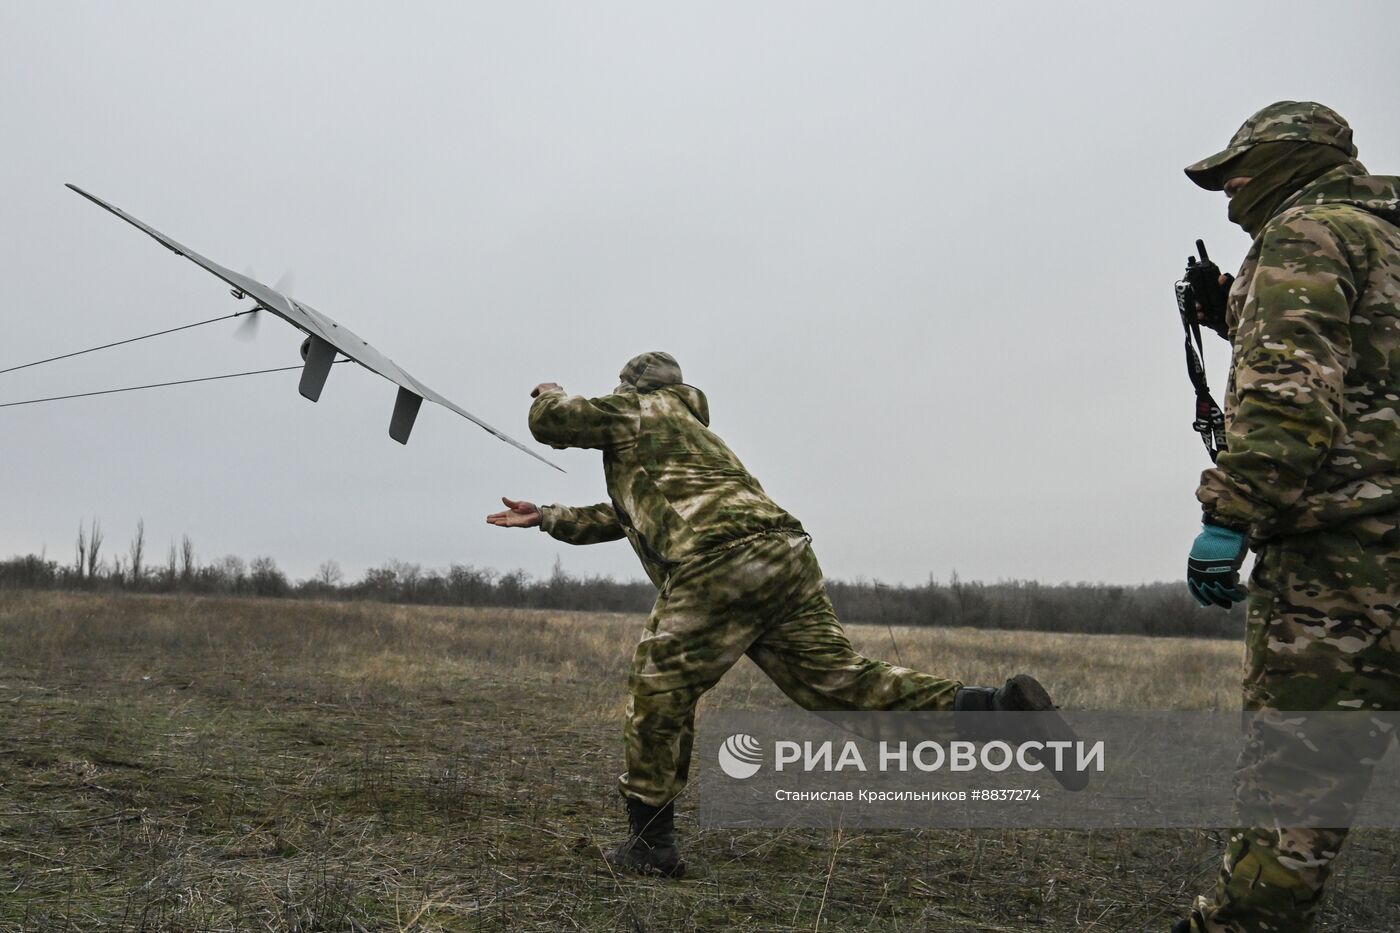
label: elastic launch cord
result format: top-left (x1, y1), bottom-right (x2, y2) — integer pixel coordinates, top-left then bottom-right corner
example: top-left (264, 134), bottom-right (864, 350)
top-left (0, 360), bottom-right (348, 409)
top-left (0, 310), bottom-right (253, 377)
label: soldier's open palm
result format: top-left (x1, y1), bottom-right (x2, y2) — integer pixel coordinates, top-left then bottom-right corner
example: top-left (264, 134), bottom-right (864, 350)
top-left (486, 497), bottom-right (542, 528)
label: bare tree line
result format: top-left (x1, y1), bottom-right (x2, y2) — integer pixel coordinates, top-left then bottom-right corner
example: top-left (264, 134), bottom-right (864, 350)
top-left (0, 519), bottom-right (1241, 638)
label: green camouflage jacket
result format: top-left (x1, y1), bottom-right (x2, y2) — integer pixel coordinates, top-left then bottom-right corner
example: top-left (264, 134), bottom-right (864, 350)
top-left (529, 383), bottom-right (805, 585)
top-left (1198, 166), bottom-right (1400, 539)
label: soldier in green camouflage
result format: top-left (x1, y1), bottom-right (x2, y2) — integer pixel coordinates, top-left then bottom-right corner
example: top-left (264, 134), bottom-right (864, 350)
top-left (487, 351), bottom-right (1079, 877)
top-left (1175, 101), bottom-right (1400, 933)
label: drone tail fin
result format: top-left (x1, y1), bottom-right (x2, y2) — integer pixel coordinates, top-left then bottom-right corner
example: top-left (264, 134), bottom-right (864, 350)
top-left (389, 387), bottom-right (423, 444)
top-left (298, 336), bottom-right (337, 402)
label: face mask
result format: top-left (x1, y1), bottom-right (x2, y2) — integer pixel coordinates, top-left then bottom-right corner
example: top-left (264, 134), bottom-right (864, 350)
top-left (1225, 140), bottom-right (1354, 237)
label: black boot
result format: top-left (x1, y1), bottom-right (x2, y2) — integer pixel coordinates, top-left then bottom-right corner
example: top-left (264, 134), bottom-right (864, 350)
top-left (1170, 919), bottom-right (1191, 933)
top-left (954, 674), bottom-right (1088, 792)
top-left (604, 797), bottom-right (685, 878)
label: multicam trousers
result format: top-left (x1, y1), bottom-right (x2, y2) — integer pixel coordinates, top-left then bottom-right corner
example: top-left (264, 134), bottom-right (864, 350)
top-left (620, 532), bottom-right (961, 806)
top-left (1193, 516), bottom-right (1400, 933)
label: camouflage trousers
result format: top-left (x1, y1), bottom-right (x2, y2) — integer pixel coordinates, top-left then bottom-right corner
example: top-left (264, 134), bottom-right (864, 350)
top-left (1192, 516), bottom-right (1400, 933)
top-left (620, 532), bottom-right (961, 806)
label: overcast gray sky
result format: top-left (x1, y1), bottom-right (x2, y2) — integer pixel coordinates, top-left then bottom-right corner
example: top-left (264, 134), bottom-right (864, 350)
top-left (2, 1), bottom-right (1396, 586)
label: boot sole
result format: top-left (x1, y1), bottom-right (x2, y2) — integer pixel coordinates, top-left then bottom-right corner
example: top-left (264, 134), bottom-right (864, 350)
top-left (1002, 674), bottom-right (1089, 792)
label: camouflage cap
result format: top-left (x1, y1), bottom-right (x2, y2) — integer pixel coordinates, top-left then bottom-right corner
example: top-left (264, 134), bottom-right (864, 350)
top-left (1185, 101), bottom-right (1357, 191)
top-left (618, 351), bottom-right (683, 392)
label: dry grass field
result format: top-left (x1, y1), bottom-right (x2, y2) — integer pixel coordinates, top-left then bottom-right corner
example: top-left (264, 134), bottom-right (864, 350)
top-left (1, 591), bottom-right (1396, 931)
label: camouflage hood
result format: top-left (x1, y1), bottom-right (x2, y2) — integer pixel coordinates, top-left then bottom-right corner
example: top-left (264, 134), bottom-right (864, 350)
top-left (623, 379), bottom-right (712, 428)
top-left (616, 351), bottom-right (709, 426)
top-left (665, 383), bottom-right (710, 427)
top-left (618, 351), bottom-right (683, 392)
top-left (1282, 167), bottom-right (1400, 227)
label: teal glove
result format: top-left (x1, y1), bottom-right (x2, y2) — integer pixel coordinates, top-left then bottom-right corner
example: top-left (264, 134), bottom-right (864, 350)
top-left (1187, 523), bottom-right (1249, 609)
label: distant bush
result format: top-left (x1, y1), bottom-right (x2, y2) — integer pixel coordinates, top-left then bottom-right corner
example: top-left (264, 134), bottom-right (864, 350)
top-left (824, 575), bottom-right (1237, 640)
top-left (0, 554), bottom-right (62, 590)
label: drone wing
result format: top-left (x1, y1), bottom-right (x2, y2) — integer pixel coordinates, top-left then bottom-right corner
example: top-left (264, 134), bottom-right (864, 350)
top-left (66, 184), bottom-right (562, 471)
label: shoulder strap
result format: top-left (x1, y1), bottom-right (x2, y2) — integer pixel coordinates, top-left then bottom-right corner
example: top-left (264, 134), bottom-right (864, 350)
top-left (1175, 282), bottom-right (1228, 462)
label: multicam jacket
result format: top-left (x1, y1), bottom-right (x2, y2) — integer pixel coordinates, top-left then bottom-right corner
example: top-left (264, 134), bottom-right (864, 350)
top-left (1198, 166), bottom-right (1400, 539)
top-left (529, 384), bottom-right (805, 585)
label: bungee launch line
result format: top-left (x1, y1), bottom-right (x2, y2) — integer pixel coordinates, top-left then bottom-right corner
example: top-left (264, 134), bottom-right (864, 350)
top-left (0, 361), bottom-right (349, 410)
top-left (0, 310), bottom-right (253, 377)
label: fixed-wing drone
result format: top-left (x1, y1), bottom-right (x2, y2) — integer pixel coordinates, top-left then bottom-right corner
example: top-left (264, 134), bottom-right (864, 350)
top-left (64, 184), bottom-right (561, 471)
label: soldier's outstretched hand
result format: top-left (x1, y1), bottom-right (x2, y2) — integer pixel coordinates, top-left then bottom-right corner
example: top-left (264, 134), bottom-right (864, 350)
top-left (486, 497), bottom-right (543, 528)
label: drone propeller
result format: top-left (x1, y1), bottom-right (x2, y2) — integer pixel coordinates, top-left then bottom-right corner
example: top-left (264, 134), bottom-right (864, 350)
top-left (233, 267), bottom-right (295, 341)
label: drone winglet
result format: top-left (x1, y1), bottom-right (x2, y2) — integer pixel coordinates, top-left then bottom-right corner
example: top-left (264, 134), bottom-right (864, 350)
top-left (390, 387), bottom-right (424, 444)
top-left (66, 184), bottom-right (562, 470)
top-left (298, 335), bottom-right (337, 403)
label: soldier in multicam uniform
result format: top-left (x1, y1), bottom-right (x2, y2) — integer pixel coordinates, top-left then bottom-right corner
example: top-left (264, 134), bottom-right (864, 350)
top-left (487, 351), bottom-right (1080, 877)
top-left (1175, 102), bottom-right (1400, 933)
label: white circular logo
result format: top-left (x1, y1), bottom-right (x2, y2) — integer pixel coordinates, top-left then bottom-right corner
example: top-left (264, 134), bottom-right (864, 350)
top-left (718, 733), bottom-right (763, 779)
